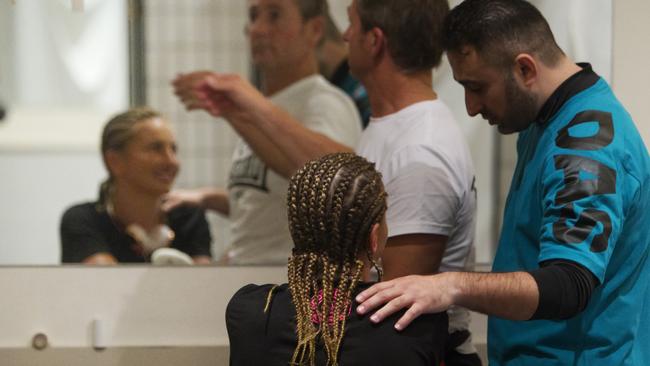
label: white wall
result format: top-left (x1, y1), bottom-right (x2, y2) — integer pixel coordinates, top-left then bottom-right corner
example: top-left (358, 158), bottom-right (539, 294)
top-left (0, 151), bottom-right (105, 265)
top-left (0, 266), bottom-right (281, 365)
top-left (0, 0), bottom-right (128, 149)
top-left (0, 266), bottom-right (286, 349)
top-left (0, 0), bottom-right (128, 265)
top-left (612, 0), bottom-right (650, 147)
top-left (1, 0), bottom-right (128, 111)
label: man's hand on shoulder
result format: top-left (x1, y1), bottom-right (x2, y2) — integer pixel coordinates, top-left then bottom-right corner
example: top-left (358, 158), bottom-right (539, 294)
top-left (355, 273), bottom-right (459, 331)
top-left (162, 189), bottom-right (205, 212)
top-left (162, 188), bottom-right (229, 216)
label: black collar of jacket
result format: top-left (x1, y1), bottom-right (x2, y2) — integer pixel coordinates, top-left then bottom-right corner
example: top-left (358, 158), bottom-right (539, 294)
top-left (535, 63), bottom-right (600, 126)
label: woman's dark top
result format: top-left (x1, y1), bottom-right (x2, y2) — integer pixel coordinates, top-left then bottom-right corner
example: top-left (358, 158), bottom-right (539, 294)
top-left (60, 202), bottom-right (212, 262)
top-left (226, 283), bottom-right (448, 366)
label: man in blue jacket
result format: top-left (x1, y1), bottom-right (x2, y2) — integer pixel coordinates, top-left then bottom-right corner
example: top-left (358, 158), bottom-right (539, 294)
top-left (355, 1), bottom-right (650, 365)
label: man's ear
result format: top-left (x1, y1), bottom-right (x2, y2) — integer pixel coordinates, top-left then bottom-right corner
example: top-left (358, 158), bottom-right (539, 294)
top-left (368, 27), bottom-right (385, 57)
top-left (307, 15), bottom-right (326, 47)
top-left (368, 223), bottom-right (380, 257)
top-left (514, 54), bottom-right (538, 87)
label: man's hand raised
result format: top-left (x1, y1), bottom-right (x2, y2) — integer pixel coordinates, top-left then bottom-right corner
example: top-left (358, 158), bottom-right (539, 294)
top-left (172, 71), bottom-right (215, 112)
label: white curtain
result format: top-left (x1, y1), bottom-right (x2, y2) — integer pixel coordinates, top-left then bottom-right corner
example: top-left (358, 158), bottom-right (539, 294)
top-left (9, 0), bottom-right (128, 111)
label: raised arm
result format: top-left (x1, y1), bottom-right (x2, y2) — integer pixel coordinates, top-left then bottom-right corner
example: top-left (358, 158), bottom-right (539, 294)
top-left (228, 99), bottom-right (353, 178)
top-left (175, 72), bottom-right (354, 178)
top-left (173, 72), bottom-right (299, 177)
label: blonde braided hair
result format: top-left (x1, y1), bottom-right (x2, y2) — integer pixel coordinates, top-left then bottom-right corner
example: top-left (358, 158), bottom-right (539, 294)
top-left (286, 153), bottom-right (387, 365)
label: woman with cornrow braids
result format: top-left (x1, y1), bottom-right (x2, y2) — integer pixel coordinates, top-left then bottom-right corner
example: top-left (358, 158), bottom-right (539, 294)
top-left (226, 152), bottom-right (448, 365)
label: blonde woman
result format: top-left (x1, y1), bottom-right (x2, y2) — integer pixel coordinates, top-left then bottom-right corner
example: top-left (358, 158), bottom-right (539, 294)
top-left (60, 107), bottom-right (211, 264)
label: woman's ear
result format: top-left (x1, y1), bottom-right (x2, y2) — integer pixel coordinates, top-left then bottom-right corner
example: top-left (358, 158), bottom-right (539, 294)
top-left (104, 150), bottom-right (124, 178)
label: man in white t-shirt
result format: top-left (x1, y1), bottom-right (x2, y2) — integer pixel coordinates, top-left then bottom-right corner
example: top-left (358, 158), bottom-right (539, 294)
top-left (346, 1), bottom-right (480, 364)
top-left (167, 0), bottom-right (361, 264)
top-left (182, 1), bottom-right (480, 363)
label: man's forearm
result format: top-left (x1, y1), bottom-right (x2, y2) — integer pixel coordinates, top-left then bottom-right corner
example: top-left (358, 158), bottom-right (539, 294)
top-left (258, 104), bottom-right (354, 162)
top-left (233, 103), bottom-right (353, 178)
top-left (205, 74), bottom-right (354, 178)
top-left (449, 271), bottom-right (539, 320)
top-left (227, 115), bottom-right (301, 179)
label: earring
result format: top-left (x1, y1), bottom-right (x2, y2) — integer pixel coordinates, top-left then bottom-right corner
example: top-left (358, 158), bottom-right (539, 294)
top-left (366, 250), bottom-right (383, 282)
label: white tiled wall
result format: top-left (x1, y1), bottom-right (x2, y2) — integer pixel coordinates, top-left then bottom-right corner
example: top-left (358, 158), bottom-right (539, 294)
top-left (143, 0), bottom-right (250, 257)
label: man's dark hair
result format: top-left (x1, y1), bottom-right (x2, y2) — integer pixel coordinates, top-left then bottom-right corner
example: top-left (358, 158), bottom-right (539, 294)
top-left (443, 0), bottom-right (564, 69)
top-left (357, 0), bottom-right (450, 73)
top-left (294, 0), bottom-right (328, 20)
top-left (294, 0), bottom-right (329, 46)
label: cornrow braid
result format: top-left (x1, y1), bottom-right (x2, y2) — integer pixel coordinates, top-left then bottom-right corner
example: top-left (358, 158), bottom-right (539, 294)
top-left (286, 153), bottom-right (387, 366)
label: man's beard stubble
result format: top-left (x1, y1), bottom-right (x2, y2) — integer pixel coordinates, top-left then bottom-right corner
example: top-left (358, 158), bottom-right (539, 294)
top-left (498, 73), bottom-right (539, 134)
